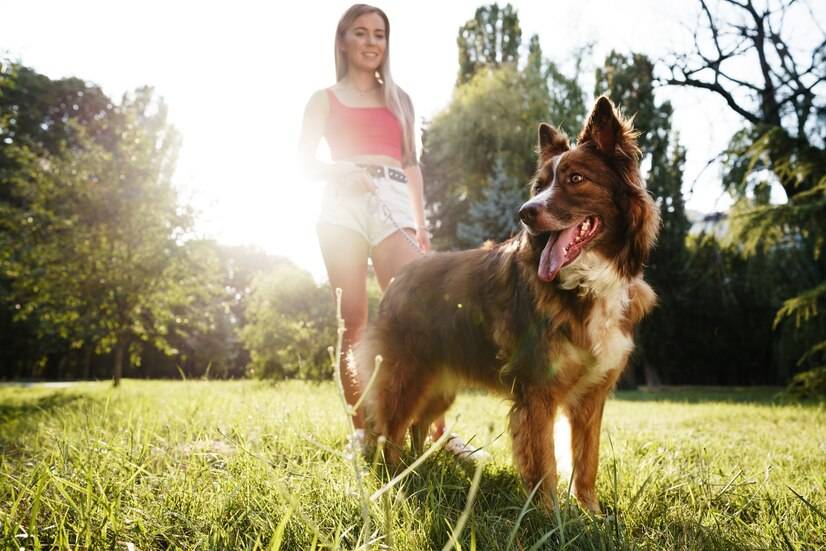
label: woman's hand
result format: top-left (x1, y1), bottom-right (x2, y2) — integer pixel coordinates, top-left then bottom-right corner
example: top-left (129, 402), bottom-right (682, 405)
top-left (333, 163), bottom-right (376, 194)
top-left (415, 226), bottom-right (431, 253)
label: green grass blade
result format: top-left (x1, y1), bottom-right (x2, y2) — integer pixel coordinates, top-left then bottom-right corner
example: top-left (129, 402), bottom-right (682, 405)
top-left (788, 485), bottom-right (826, 521)
top-left (506, 479), bottom-right (543, 551)
top-left (268, 506), bottom-right (294, 551)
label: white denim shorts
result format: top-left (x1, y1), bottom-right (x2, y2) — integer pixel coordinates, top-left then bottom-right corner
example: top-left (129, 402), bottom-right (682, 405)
top-left (318, 168), bottom-right (416, 247)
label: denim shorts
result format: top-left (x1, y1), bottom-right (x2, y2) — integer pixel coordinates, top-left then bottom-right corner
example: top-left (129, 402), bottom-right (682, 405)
top-left (318, 169), bottom-right (416, 247)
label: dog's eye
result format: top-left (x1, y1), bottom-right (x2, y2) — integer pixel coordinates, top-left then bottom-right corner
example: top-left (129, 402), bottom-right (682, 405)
top-left (569, 174), bottom-right (584, 184)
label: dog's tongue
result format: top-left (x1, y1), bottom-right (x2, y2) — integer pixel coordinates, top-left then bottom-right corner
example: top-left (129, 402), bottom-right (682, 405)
top-left (538, 223), bottom-right (582, 282)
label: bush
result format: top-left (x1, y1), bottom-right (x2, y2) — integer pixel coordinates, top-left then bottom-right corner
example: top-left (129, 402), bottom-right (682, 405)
top-left (239, 264), bottom-right (335, 380)
top-left (785, 366), bottom-right (826, 400)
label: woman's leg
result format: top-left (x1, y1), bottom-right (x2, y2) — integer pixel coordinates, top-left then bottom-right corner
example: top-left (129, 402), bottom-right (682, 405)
top-left (318, 223), bottom-right (370, 429)
top-left (371, 229), bottom-right (447, 437)
top-left (370, 228), bottom-right (420, 290)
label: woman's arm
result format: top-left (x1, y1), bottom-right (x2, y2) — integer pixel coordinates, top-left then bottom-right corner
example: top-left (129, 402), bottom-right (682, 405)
top-left (404, 163), bottom-right (431, 253)
top-left (298, 90), bottom-right (371, 188)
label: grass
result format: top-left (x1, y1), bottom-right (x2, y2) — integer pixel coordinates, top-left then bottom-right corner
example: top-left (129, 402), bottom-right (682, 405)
top-left (0, 380), bottom-right (824, 550)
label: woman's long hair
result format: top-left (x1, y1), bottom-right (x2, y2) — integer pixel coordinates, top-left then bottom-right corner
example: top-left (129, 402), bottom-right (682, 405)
top-left (334, 4), bottom-right (416, 165)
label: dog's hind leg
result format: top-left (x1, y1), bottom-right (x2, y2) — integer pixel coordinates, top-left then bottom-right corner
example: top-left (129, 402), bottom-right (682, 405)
top-left (373, 360), bottom-right (434, 466)
top-left (509, 387), bottom-right (558, 511)
top-left (409, 391), bottom-right (456, 455)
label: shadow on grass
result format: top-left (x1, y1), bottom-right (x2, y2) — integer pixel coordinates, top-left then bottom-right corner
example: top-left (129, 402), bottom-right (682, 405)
top-left (390, 453), bottom-right (603, 550)
top-left (0, 391), bottom-right (90, 426)
top-left (392, 450), bottom-right (748, 550)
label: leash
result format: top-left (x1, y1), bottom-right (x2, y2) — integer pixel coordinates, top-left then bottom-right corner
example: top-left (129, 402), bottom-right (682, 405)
top-left (360, 166), bottom-right (426, 256)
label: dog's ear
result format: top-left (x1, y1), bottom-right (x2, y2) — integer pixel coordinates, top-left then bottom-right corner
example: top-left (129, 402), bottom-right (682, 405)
top-left (578, 96), bottom-right (640, 162)
top-left (580, 98), bottom-right (658, 277)
top-left (537, 123), bottom-right (569, 165)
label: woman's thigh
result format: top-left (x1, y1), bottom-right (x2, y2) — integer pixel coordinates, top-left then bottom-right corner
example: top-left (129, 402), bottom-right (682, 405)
top-left (371, 229), bottom-right (421, 292)
top-left (317, 223), bottom-right (370, 332)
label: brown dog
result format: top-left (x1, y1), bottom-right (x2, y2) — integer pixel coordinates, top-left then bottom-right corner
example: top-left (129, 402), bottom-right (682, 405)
top-left (355, 96), bottom-right (659, 512)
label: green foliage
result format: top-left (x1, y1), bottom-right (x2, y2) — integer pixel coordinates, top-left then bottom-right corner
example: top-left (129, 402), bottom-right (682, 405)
top-left (660, 232), bottom-right (815, 384)
top-left (784, 365), bottom-right (826, 399)
top-left (0, 60), bottom-right (120, 375)
top-left (723, 131), bottom-right (826, 387)
top-left (457, 159), bottom-right (525, 245)
top-left (1, 381), bottom-right (824, 549)
top-left (0, 63), bottom-right (223, 383)
top-left (0, 61), bottom-right (117, 169)
top-left (456, 3), bottom-right (521, 85)
top-left (424, 24), bottom-right (586, 248)
top-left (239, 264), bottom-right (335, 380)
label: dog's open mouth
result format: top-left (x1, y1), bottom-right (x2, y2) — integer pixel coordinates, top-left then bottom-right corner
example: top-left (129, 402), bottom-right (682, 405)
top-left (538, 216), bottom-right (601, 282)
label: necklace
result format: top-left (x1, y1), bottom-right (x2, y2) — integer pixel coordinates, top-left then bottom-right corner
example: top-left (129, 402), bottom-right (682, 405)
top-left (346, 79), bottom-right (380, 96)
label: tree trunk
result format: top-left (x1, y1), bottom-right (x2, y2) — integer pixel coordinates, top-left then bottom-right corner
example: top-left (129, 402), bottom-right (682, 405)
top-left (57, 354), bottom-right (69, 380)
top-left (644, 362), bottom-right (662, 389)
top-left (113, 339), bottom-right (125, 387)
top-left (83, 345), bottom-right (93, 380)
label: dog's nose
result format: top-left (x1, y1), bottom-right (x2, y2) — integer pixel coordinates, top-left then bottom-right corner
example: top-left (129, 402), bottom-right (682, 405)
top-left (519, 202), bottom-right (540, 225)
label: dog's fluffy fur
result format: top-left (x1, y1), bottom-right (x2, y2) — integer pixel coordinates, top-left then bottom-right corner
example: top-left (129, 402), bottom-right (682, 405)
top-left (355, 96), bottom-right (660, 512)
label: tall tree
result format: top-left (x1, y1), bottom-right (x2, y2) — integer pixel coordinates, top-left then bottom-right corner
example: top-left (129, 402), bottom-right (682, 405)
top-left (0, 60), bottom-right (120, 376)
top-left (664, 0), bottom-right (826, 383)
top-left (0, 83), bottom-right (218, 385)
top-left (422, 64), bottom-right (549, 248)
top-left (664, 0), bottom-right (825, 200)
top-left (424, 9), bottom-right (586, 248)
top-left (456, 3), bottom-right (522, 85)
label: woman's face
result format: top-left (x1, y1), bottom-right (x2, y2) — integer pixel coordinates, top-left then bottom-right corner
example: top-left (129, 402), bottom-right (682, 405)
top-left (340, 12), bottom-right (387, 73)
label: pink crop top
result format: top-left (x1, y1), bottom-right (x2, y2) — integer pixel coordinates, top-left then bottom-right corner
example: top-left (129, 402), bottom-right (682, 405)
top-left (324, 89), bottom-right (405, 164)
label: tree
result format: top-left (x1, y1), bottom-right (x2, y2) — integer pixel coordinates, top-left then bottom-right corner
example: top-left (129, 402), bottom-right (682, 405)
top-left (664, 0), bottom-right (825, 200)
top-left (664, 0), bottom-right (826, 385)
top-left (170, 245), bottom-right (295, 379)
top-left (423, 65), bottom-right (529, 248)
top-left (0, 61), bottom-right (118, 172)
top-left (0, 60), bottom-right (120, 377)
top-left (456, 3), bottom-right (521, 85)
top-left (239, 263), bottom-right (335, 380)
top-left (423, 9), bottom-right (587, 248)
top-left (456, 159), bottom-right (525, 245)
top-left (0, 83), bottom-right (217, 385)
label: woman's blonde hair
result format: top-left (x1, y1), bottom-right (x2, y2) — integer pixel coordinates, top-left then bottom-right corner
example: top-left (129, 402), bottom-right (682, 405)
top-left (334, 4), bottom-right (416, 165)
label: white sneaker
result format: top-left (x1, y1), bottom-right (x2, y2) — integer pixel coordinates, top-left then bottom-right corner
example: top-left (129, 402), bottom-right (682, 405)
top-left (443, 433), bottom-right (492, 463)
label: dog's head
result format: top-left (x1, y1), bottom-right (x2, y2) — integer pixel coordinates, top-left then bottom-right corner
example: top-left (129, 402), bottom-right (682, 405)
top-left (519, 96), bottom-right (660, 282)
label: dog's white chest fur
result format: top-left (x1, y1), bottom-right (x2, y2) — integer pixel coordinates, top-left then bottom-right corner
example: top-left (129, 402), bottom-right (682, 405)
top-left (558, 252), bottom-right (634, 403)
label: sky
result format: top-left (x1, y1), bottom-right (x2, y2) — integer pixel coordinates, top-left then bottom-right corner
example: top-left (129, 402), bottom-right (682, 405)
top-left (2, 0), bottom-right (818, 280)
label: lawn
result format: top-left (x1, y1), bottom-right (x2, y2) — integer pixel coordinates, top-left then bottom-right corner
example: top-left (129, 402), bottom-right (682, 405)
top-left (0, 380), bottom-right (824, 550)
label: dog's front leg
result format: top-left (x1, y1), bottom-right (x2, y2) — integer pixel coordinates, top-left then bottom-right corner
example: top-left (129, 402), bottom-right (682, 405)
top-left (567, 377), bottom-right (618, 513)
top-left (508, 387), bottom-right (557, 510)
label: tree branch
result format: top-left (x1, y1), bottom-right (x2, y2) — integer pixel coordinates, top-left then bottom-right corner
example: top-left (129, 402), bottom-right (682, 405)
top-left (666, 68), bottom-right (761, 124)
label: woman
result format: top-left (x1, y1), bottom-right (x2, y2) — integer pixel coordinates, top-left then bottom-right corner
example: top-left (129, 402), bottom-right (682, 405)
top-left (299, 4), bottom-right (484, 459)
